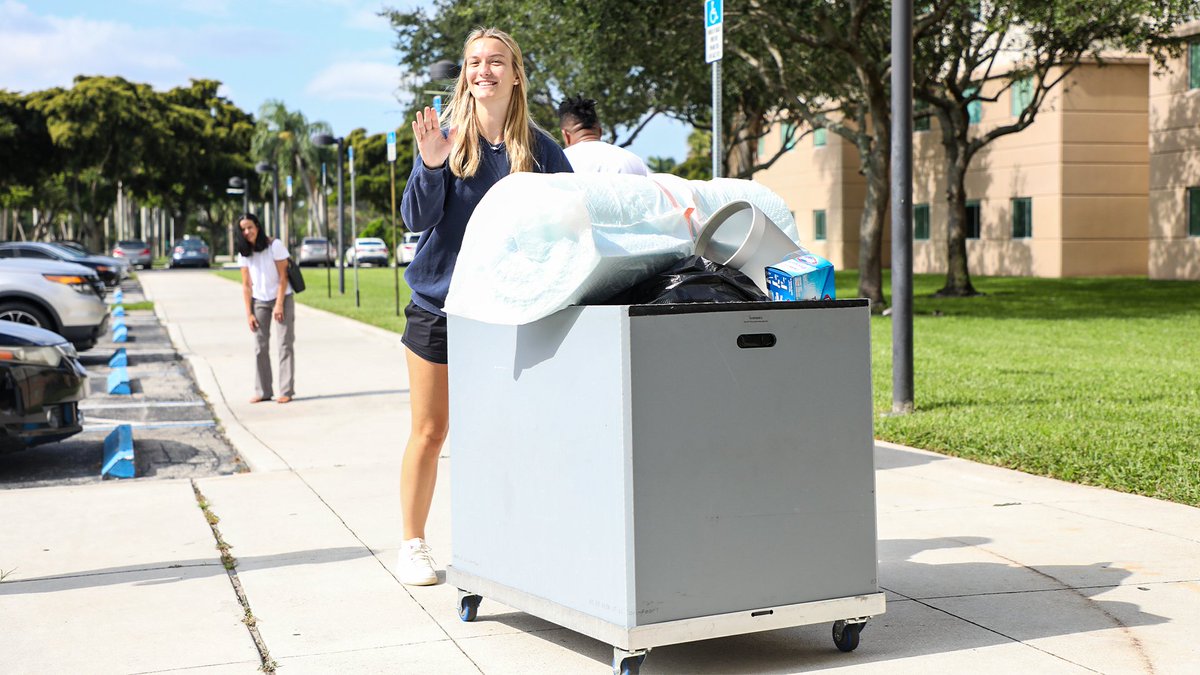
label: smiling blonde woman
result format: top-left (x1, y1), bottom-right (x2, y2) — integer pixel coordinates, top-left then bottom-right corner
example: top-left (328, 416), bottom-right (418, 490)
top-left (395, 27), bottom-right (573, 585)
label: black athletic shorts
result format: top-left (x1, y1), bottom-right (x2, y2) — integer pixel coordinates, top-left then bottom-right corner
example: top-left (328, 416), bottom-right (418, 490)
top-left (401, 301), bottom-right (448, 364)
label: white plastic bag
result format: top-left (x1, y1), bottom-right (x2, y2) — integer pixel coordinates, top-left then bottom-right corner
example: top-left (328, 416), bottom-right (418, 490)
top-left (443, 173), bottom-right (800, 325)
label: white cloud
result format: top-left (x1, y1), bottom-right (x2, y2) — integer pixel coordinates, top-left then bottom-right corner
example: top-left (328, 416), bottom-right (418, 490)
top-left (0, 1), bottom-right (186, 91)
top-left (0, 2), bottom-right (284, 93)
top-left (304, 60), bottom-right (406, 103)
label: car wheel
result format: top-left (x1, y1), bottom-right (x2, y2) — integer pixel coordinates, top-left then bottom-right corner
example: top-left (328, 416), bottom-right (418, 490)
top-left (0, 301), bottom-right (53, 330)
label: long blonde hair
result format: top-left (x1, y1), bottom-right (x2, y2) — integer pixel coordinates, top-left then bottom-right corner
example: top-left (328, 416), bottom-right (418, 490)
top-left (443, 27), bottom-right (536, 178)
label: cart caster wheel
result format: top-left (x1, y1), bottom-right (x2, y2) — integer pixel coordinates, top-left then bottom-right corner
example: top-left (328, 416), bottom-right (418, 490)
top-left (457, 593), bottom-right (482, 622)
top-left (612, 653), bottom-right (646, 675)
top-left (832, 620), bottom-right (864, 652)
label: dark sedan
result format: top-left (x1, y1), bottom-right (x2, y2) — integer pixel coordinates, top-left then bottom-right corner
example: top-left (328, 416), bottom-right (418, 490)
top-left (169, 238), bottom-right (211, 268)
top-left (0, 320), bottom-right (88, 453)
top-left (0, 241), bottom-right (127, 287)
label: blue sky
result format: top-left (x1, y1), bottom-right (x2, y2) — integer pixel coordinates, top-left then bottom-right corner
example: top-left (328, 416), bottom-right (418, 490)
top-left (0, 0), bottom-right (691, 162)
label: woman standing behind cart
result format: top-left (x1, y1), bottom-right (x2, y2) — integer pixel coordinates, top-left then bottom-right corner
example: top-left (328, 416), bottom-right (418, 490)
top-left (397, 27), bottom-right (572, 585)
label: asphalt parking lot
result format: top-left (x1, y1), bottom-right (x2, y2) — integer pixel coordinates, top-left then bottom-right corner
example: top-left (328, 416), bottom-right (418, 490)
top-left (0, 276), bottom-right (245, 488)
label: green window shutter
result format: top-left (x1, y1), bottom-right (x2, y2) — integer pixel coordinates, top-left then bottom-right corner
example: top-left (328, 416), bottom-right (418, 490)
top-left (965, 87), bottom-right (982, 124)
top-left (1011, 197), bottom-right (1032, 238)
top-left (965, 200), bottom-right (981, 239)
top-left (813, 127), bottom-right (827, 147)
top-left (914, 204), bottom-right (930, 240)
top-left (814, 210), bottom-right (827, 240)
top-left (1011, 77), bottom-right (1033, 117)
top-left (1188, 187), bottom-right (1200, 237)
top-left (1190, 42), bottom-right (1200, 90)
top-left (782, 121), bottom-right (798, 151)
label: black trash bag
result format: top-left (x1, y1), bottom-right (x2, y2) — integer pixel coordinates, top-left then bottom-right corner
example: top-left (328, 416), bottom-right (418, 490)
top-left (602, 255), bottom-right (768, 305)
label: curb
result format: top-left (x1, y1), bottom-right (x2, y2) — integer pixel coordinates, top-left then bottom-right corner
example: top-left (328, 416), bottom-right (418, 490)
top-left (142, 278), bottom-right (290, 474)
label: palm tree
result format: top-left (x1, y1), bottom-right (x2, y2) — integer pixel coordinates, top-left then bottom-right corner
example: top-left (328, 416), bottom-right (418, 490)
top-left (250, 100), bottom-right (334, 240)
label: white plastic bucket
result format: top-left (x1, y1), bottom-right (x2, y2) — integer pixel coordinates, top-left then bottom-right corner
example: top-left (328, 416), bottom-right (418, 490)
top-left (693, 200), bottom-right (802, 293)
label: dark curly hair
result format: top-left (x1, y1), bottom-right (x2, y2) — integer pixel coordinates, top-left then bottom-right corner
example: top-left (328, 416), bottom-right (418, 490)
top-left (556, 94), bottom-right (599, 131)
top-left (233, 212), bottom-right (270, 257)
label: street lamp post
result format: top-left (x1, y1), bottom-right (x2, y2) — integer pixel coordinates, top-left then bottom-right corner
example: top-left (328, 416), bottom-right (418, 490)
top-left (311, 134), bottom-right (346, 294)
top-left (227, 176), bottom-right (250, 259)
top-left (255, 161), bottom-right (280, 237)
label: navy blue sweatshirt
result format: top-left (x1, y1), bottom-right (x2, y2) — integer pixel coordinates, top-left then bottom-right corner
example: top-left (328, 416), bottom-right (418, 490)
top-left (401, 129), bottom-right (573, 316)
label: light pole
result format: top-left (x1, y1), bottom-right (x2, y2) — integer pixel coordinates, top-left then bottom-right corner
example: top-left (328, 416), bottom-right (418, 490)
top-left (349, 144), bottom-right (360, 308)
top-left (321, 163), bottom-right (331, 298)
top-left (227, 176), bottom-right (250, 214)
top-left (311, 133), bottom-right (346, 294)
top-left (227, 176), bottom-right (250, 259)
top-left (255, 161), bottom-right (280, 237)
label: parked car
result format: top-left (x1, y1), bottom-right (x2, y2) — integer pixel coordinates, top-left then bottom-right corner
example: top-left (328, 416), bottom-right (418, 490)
top-left (397, 232), bottom-right (419, 265)
top-left (112, 239), bottom-right (154, 269)
top-left (298, 237), bottom-right (335, 267)
top-left (345, 237), bottom-right (390, 266)
top-left (169, 237), bottom-right (211, 268)
top-left (53, 240), bottom-right (93, 256)
top-left (0, 259), bottom-right (109, 351)
top-left (0, 241), bottom-right (128, 287)
top-left (0, 320), bottom-right (89, 453)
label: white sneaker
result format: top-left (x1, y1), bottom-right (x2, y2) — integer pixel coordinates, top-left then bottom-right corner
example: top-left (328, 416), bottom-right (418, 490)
top-left (397, 538), bottom-right (438, 586)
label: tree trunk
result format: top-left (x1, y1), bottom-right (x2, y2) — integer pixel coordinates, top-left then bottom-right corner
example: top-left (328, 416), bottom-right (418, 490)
top-left (937, 116), bottom-right (978, 297)
top-left (727, 103), bottom-right (762, 178)
top-left (857, 158), bottom-right (888, 311)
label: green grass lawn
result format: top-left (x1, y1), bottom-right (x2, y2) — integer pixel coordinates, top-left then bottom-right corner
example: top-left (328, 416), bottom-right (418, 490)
top-left (214, 266), bottom-right (1200, 506)
top-left (214, 266), bottom-right (410, 334)
top-left (841, 271), bottom-right (1200, 506)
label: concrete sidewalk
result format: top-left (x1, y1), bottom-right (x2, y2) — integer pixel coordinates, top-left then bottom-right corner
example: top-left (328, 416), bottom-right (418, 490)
top-left (2, 269), bottom-right (1198, 674)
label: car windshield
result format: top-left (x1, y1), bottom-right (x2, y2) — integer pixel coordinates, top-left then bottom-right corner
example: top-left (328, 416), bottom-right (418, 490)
top-left (404, 233), bottom-right (420, 243)
top-left (176, 240), bottom-right (207, 249)
top-left (303, 238), bottom-right (327, 245)
top-left (46, 244), bottom-right (85, 259)
top-left (118, 240), bottom-right (147, 248)
top-left (358, 240), bottom-right (385, 246)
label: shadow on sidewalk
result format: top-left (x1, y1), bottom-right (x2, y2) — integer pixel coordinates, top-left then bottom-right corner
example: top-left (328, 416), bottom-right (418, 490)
top-left (0, 546), bottom-right (372, 595)
top-left (292, 389), bottom-right (409, 402)
top-left (460, 535), bottom-right (1168, 674)
top-left (875, 442), bottom-right (949, 470)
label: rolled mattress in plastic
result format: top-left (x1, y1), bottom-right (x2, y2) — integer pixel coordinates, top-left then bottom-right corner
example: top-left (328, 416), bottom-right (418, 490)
top-left (443, 172), bottom-right (799, 325)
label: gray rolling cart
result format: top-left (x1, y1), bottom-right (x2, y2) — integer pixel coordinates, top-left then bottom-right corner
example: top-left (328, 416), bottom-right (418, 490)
top-left (447, 300), bottom-right (884, 674)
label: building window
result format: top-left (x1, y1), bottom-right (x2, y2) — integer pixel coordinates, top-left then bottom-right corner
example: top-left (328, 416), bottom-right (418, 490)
top-left (1011, 197), bottom-right (1032, 238)
top-left (965, 87), bottom-right (982, 125)
top-left (813, 127), bottom-right (827, 147)
top-left (1011, 76), bottom-right (1034, 117)
top-left (814, 209), bottom-right (827, 241)
top-left (1190, 42), bottom-right (1200, 90)
top-left (913, 203), bottom-right (930, 240)
top-left (781, 121), bottom-right (798, 151)
top-left (914, 101), bottom-right (931, 132)
top-left (1189, 187), bottom-right (1200, 237)
top-left (965, 200), bottom-right (981, 239)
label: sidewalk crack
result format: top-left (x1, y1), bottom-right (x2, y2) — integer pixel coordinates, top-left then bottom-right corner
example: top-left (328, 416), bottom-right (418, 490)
top-left (191, 479), bottom-right (278, 673)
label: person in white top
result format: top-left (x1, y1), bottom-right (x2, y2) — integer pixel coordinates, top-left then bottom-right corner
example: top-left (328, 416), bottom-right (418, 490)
top-left (556, 95), bottom-right (649, 175)
top-left (235, 213), bottom-right (296, 403)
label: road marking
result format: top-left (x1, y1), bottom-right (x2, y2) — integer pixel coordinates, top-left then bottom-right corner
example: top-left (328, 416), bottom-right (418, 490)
top-left (82, 420), bottom-right (217, 432)
top-left (81, 401), bottom-right (207, 410)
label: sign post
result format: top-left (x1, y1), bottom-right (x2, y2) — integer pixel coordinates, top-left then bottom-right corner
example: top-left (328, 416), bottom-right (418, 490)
top-left (388, 130), bottom-right (401, 316)
top-left (705, 0), bottom-right (723, 178)
top-left (349, 145), bottom-right (360, 307)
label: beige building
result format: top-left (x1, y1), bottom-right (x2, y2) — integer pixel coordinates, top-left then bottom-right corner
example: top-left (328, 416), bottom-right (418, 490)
top-left (1149, 22), bottom-right (1200, 280)
top-left (758, 53), bottom-right (1197, 279)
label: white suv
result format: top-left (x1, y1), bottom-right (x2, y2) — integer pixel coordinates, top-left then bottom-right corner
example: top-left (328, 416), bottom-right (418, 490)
top-left (0, 259), bottom-right (110, 351)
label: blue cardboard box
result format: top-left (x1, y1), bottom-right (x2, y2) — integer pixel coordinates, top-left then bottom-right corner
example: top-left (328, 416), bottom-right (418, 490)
top-left (766, 251), bottom-right (836, 301)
